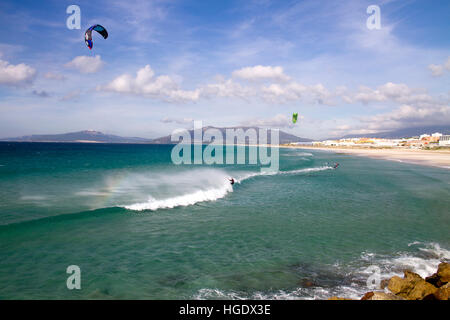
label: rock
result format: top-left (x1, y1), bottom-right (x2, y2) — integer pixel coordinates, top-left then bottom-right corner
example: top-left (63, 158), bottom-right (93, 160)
top-left (300, 279), bottom-right (315, 288)
top-left (424, 282), bottom-right (450, 300)
top-left (380, 279), bottom-right (389, 289)
top-left (328, 296), bottom-right (353, 300)
top-left (388, 270), bottom-right (438, 300)
top-left (425, 273), bottom-right (441, 287)
top-left (361, 292), bottom-right (374, 300)
top-left (437, 262), bottom-right (450, 282)
top-left (362, 291), bottom-right (406, 300)
top-left (434, 283), bottom-right (450, 300)
top-left (404, 270), bottom-right (423, 281)
top-left (425, 262), bottom-right (450, 287)
top-left (437, 262), bottom-right (450, 284)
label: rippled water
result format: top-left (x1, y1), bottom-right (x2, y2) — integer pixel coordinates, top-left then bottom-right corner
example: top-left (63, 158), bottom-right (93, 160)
top-left (0, 142), bottom-right (448, 299)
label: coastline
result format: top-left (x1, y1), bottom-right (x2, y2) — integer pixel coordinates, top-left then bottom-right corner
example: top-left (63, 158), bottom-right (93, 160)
top-left (283, 145), bottom-right (450, 169)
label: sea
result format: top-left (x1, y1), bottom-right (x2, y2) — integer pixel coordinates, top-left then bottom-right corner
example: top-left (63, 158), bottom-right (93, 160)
top-left (0, 142), bottom-right (449, 299)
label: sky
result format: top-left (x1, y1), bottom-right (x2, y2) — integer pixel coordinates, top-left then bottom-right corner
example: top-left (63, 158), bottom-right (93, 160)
top-left (0, 0), bottom-right (449, 140)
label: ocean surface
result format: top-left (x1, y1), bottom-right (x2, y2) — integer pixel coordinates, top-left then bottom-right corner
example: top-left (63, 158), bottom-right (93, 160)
top-left (0, 142), bottom-right (449, 299)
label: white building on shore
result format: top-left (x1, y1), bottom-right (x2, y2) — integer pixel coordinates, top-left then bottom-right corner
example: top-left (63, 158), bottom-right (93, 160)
top-left (439, 135), bottom-right (450, 146)
top-left (312, 132), bottom-right (450, 148)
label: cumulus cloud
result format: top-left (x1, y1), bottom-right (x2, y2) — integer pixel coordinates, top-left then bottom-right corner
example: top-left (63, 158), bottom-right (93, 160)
top-left (446, 57), bottom-right (450, 71)
top-left (360, 104), bottom-right (450, 131)
top-left (99, 65), bottom-right (201, 102)
top-left (96, 64), bottom-right (447, 119)
top-left (333, 103), bottom-right (450, 136)
top-left (232, 65), bottom-right (290, 82)
top-left (65, 55), bottom-right (104, 74)
top-left (97, 64), bottom-right (338, 104)
top-left (0, 59), bottom-right (36, 86)
top-left (201, 78), bottom-right (253, 99)
top-left (347, 82), bottom-right (435, 107)
top-left (429, 64), bottom-right (444, 77)
top-left (330, 82), bottom-right (450, 136)
top-left (428, 57), bottom-right (450, 77)
top-left (261, 82), bottom-right (333, 104)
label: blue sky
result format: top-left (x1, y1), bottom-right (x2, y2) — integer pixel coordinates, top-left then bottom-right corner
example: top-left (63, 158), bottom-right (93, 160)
top-left (0, 0), bottom-right (449, 139)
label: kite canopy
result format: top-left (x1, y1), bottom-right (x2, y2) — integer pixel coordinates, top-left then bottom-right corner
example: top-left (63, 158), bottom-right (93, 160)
top-left (85, 24), bottom-right (108, 49)
top-left (292, 112), bottom-right (298, 124)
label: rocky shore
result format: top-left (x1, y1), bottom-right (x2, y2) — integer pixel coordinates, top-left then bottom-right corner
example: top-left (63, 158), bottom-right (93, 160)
top-left (330, 262), bottom-right (450, 300)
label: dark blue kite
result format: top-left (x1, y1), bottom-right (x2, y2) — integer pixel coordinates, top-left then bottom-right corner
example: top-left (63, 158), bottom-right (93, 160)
top-left (85, 24), bottom-right (108, 50)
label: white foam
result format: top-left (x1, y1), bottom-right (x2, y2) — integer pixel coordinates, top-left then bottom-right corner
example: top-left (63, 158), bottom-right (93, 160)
top-left (124, 183), bottom-right (232, 211)
top-left (284, 152), bottom-right (314, 157)
top-left (20, 195), bottom-right (47, 201)
top-left (236, 166), bottom-right (333, 183)
top-left (279, 166), bottom-right (333, 175)
top-left (194, 286), bottom-right (363, 301)
top-left (123, 166), bottom-right (333, 212)
top-left (193, 242), bottom-right (449, 300)
top-left (387, 158), bottom-right (404, 163)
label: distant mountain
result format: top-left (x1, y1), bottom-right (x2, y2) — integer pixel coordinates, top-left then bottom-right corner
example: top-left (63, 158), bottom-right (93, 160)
top-left (150, 126), bottom-right (312, 144)
top-left (1, 127), bottom-right (312, 145)
top-left (337, 125), bottom-right (450, 139)
top-left (0, 130), bottom-right (152, 144)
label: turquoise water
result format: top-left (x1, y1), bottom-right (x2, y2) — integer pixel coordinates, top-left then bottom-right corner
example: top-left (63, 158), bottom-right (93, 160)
top-left (0, 142), bottom-right (449, 299)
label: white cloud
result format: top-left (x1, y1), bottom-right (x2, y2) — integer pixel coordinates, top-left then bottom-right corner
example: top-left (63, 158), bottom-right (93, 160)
top-left (96, 64), bottom-right (446, 116)
top-left (331, 82), bottom-right (450, 136)
top-left (201, 78), bottom-right (253, 99)
top-left (261, 82), bottom-right (333, 104)
top-left (445, 57), bottom-right (450, 71)
top-left (348, 82), bottom-right (435, 107)
top-left (333, 103), bottom-right (450, 136)
top-left (99, 65), bottom-right (200, 102)
top-left (232, 65), bottom-right (290, 82)
top-left (65, 55), bottom-right (104, 74)
top-left (361, 104), bottom-right (450, 131)
top-left (428, 57), bottom-right (450, 77)
top-left (429, 64), bottom-right (444, 77)
top-left (0, 59), bottom-right (36, 86)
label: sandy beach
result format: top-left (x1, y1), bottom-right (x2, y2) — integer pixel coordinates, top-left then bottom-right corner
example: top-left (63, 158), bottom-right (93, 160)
top-left (284, 145), bottom-right (450, 169)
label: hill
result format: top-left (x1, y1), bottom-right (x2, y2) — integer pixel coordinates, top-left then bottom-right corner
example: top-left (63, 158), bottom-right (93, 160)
top-left (0, 130), bottom-right (152, 144)
top-left (150, 126), bottom-right (312, 144)
top-left (1, 127), bottom-right (312, 145)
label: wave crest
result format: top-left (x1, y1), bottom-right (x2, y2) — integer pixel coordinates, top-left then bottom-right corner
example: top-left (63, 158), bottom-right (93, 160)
top-left (124, 166), bottom-right (333, 212)
top-left (125, 183), bottom-right (232, 211)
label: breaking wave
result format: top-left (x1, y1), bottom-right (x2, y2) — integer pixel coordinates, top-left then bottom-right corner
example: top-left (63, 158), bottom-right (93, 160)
top-left (123, 166), bottom-right (333, 212)
top-left (283, 152), bottom-right (314, 157)
top-left (125, 183), bottom-right (233, 211)
top-left (235, 166), bottom-right (333, 183)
